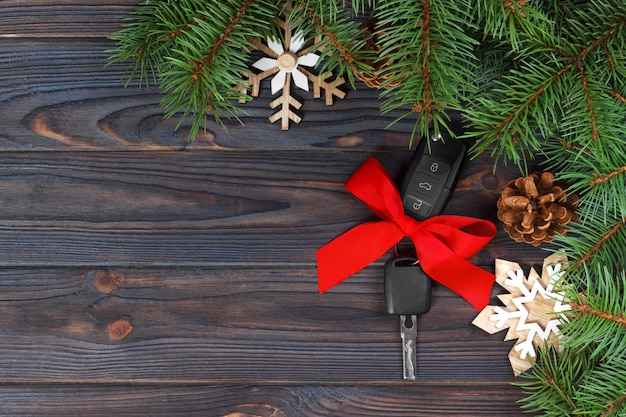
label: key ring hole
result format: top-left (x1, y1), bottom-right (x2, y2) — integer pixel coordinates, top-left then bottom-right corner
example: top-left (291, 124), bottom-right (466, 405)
top-left (393, 258), bottom-right (420, 267)
top-left (392, 246), bottom-right (419, 266)
top-left (403, 316), bottom-right (414, 328)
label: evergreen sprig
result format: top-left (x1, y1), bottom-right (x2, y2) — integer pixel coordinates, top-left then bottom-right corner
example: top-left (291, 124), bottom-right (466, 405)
top-left (108, 0), bottom-right (279, 136)
top-left (518, 346), bottom-right (592, 416)
top-left (519, 266), bottom-right (626, 416)
top-left (108, 0), bottom-right (371, 139)
top-left (542, 120), bottom-right (626, 223)
top-left (555, 213), bottom-right (626, 278)
top-left (287, 0), bottom-right (374, 88)
top-left (465, 1), bottom-right (626, 168)
top-left (369, 0), bottom-right (479, 143)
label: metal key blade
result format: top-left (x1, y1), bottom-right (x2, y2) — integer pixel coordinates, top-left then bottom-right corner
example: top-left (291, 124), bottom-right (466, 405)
top-left (400, 314), bottom-right (418, 380)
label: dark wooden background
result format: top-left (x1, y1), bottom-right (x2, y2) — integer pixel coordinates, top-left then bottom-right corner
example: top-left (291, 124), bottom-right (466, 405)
top-left (0, 2), bottom-right (548, 415)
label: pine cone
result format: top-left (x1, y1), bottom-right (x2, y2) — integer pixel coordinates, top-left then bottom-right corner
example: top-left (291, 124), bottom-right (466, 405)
top-left (497, 171), bottom-right (579, 246)
top-left (354, 20), bottom-right (404, 89)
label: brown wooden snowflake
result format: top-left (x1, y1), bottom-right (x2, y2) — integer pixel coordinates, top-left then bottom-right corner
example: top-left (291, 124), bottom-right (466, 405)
top-left (472, 254), bottom-right (573, 375)
top-left (240, 8), bottom-right (346, 130)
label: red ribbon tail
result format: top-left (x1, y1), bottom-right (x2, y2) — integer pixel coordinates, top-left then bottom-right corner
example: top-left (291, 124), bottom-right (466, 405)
top-left (317, 221), bottom-right (404, 293)
top-left (410, 216), bottom-right (496, 310)
top-left (413, 227), bottom-right (496, 310)
top-left (434, 261), bottom-right (495, 310)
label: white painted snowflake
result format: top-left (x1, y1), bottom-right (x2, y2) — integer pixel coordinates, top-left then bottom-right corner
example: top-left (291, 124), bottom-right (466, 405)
top-left (252, 31), bottom-right (320, 97)
top-left (472, 254), bottom-right (572, 375)
top-left (241, 9), bottom-right (346, 130)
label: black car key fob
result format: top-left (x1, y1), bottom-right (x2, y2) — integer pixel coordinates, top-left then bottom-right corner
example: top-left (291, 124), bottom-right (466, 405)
top-left (384, 257), bottom-right (432, 316)
top-left (384, 256), bottom-right (432, 380)
top-left (400, 135), bottom-right (466, 220)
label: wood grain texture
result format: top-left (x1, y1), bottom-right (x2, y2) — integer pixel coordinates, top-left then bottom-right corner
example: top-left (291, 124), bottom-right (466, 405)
top-left (0, 384), bottom-right (526, 416)
top-left (0, 150), bottom-right (542, 267)
top-left (0, 39), bottom-right (421, 151)
top-left (0, 266), bottom-right (538, 383)
top-left (0, 2), bottom-right (550, 415)
top-left (0, 0), bottom-right (137, 38)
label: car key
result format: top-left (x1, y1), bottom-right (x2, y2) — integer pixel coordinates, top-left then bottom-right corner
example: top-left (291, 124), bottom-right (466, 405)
top-left (400, 134), bottom-right (466, 220)
top-left (384, 134), bottom-right (463, 380)
top-left (384, 256), bottom-right (432, 380)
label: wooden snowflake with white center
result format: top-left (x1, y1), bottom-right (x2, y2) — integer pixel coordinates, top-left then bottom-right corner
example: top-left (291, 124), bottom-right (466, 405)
top-left (472, 254), bottom-right (572, 375)
top-left (240, 9), bottom-right (346, 130)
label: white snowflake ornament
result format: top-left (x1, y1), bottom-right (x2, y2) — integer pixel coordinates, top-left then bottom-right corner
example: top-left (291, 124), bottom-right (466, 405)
top-left (242, 7), bottom-right (346, 130)
top-left (252, 32), bottom-right (320, 95)
top-left (472, 254), bottom-right (572, 375)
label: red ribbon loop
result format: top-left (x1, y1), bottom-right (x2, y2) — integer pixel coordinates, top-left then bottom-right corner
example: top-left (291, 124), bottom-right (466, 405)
top-left (316, 157), bottom-right (496, 310)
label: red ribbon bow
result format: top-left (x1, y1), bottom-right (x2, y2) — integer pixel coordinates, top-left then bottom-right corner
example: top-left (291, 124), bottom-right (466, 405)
top-left (316, 157), bottom-right (496, 310)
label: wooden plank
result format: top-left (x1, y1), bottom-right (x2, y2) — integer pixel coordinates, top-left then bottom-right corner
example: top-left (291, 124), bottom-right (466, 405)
top-left (0, 266), bottom-right (529, 383)
top-left (0, 384), bottom-right (526, 416)
top-left (0, 3), bottom-right (542, 415)
top-left (0, 38), bottom-right (422, 150)
top-left (0, 0), bottom-right (137, 38)
top-left (0, 150), bottom-right (545, 267)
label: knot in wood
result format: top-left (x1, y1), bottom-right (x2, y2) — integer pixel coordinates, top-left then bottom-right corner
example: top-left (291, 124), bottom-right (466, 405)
top-left (108, 319), bottom-right (133, 341)
top-left (92, 269), bottom-right (120, 294)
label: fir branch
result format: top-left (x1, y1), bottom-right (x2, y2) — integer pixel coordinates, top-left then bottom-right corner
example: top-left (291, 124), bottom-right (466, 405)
top-left (601, 394), bottom-right (626, 417)
top-left (477, 0), bottom-right (554, 51)
top-left (521, 266), bottom-right (626, 416)
top-left (188, 0), bottom-right (253, 78)
top-left (502, 0), bottom-right (526, 18)
top-left (571, 300), bottom-right (626, 327)
top-left (417, 0), bottom-right (433, 118)
top-left (575, 351), bottom-right (626, 416)
top-left (288, 0), bottom-right (374, 88)
top-left (544, 133), bottom-right (626, 221)
top-left (493, 64), bottom-right (569, 135)
top-left (576, 62), bottom-right (599, 140)
top-left (518, 346), bottom-right (584, 416)
top-left (303, 6), bottom-right (353, 65)
top-left (610, 89), bottom-right (626, 103)
top-left (552, 208), bottom-right (626, 280)
top-left (562, 267), bottom-right (626, 358)
top-left (106, 0), bottom-right (165, 87)
top-left (374, 0), bottom-right (478, 143)
top-left (537, 351), bottom-right (580, 415)
top-left (296, 1), bottom-right (355, 72)
top-left (521, 342), bottom-right (626, 417)
top-left (541, 374), bottom-right (579, 416)
top-left (467, 2), bottom-right (626, 168)
top-left (109, 0), bottom-right (279, 139)
top-left (589, 166), bottom-right (626, 187)
top-left (465, 55), bottom-right (571, 168)
top-left (567, 13), bottom-right (626, 63)
top-left (166, 11), bottom-right (207, 40)
top-left (574, 217), bottom-right (626, 270)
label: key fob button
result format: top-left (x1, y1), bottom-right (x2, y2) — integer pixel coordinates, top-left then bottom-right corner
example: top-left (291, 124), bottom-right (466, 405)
top-left (415, 155), bottom-right (450, 178)
top-left (405, 177), bottom-right (445, 200)
top-left (400, 135), bottom-right (466, 220)
top-left (403, 195), bottom-right (433, 217)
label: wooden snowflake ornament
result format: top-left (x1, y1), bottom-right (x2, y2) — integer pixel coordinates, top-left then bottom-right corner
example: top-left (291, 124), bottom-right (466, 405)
top-left (243, 8), bottom-right (346, 130)
top-left (472, 254), bottom-right (572, 375)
